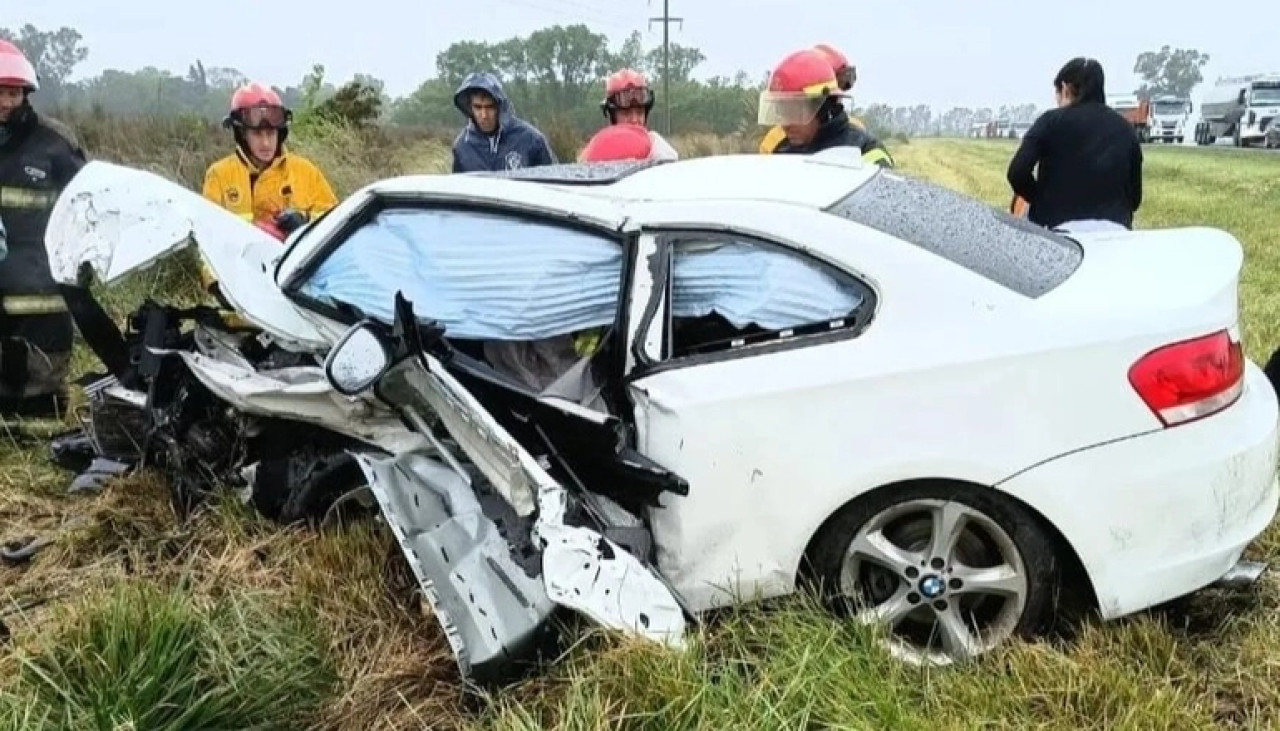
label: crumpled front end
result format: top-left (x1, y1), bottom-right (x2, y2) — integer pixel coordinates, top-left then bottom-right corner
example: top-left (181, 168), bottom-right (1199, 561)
top-left (356, 333), bottom-right (688, 682)
top-left (43, 160), bottom-right (327, 352)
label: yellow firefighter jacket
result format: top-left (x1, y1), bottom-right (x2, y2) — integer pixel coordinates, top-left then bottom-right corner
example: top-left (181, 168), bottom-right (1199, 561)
top-left (199, 147), bottom-right (338, 323)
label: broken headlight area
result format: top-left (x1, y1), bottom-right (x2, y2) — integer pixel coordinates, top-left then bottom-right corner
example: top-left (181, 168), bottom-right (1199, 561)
top-left (51, 298), bottom-right (369, 523)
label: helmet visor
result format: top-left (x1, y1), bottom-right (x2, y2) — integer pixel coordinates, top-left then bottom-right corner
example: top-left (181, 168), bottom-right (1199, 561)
top-left (610, 86), bottom-right (653, 108)
top-left (238, 104), bottom-right (289, 128)
top-left (758, 91), bottom-right (824, 126)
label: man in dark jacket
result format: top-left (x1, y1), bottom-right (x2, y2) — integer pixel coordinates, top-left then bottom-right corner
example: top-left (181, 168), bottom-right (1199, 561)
top-left (451, 73), bottom-right (557, 172)
top-left (1006, 57), bottom-right (1143, 230)
top-left (758, 49), bottom-right (893, 167)
top-left (0, 40), bottom-right (86, 418)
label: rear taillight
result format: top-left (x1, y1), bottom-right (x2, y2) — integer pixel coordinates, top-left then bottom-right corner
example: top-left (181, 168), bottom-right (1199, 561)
top-left (1128, 329), bottom-right (1245, 427)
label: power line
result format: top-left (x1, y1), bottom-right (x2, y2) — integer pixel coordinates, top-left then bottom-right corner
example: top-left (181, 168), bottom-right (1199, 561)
top-left (647, 0), bottom-right (682, 135)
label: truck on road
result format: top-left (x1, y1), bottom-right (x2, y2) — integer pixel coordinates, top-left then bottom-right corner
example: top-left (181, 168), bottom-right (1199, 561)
top-left (1107, 94), bottom-right (1152, 142)
top-left (1148, 95), bottom-right (1193, 143)
top-left (1194, 74), bottom-right (1280, 147)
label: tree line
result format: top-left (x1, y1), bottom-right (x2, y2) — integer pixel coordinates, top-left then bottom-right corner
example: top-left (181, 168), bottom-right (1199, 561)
top-left (1, 22), bottom-right (1209, 140)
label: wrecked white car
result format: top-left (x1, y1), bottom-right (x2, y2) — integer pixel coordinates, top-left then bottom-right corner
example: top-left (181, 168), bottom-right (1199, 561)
top-left (45, 151), bottom-right (1280, 680)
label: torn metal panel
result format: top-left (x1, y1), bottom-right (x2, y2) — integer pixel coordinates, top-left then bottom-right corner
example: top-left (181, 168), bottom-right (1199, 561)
top-left (352, 449), bottom-right (556, 681)
top-left (172, 349), bottom-right (425, 453)
top-left (43, 160), bottom-right (327, 352)
top-left (366, 336), bottom-right (688, 671)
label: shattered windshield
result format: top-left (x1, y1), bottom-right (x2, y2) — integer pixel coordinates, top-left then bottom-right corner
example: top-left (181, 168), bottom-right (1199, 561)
top-left (297, 206), bottom-right (869, 339)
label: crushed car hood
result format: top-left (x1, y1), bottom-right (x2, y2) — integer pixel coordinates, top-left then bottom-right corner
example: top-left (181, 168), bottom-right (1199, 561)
top-left (44, 160), bottom-right (327, 352)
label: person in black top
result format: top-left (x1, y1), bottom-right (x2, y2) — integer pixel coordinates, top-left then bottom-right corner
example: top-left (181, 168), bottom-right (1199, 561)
top-left (0, 41), bottom-right (86, 418)
top-left (1006, 57), bottom-right (1143, 230)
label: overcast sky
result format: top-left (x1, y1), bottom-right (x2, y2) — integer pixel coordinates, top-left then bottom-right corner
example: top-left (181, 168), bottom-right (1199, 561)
top-left (8, 1), bottom-right (1275, 110)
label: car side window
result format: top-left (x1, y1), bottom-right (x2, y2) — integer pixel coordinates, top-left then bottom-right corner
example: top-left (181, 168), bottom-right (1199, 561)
top-left (296, 205), bottom-right (625, 341)
top-left (661, 235), bottom-right (871, 360)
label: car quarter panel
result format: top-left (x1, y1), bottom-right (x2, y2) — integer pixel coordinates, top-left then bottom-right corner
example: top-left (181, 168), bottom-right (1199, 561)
top-left (620, 201), bottom-right (1245, 611)
top-left (997, 362), bottom-right (1280, 619)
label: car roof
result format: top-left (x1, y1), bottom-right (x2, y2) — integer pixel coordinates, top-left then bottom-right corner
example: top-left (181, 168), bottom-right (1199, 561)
top-left (368, 150), bottom-right (879, 211)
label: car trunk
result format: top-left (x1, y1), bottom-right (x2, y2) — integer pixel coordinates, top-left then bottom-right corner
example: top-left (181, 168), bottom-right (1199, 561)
top-left (1036, 226), bottom-right (1242, 338)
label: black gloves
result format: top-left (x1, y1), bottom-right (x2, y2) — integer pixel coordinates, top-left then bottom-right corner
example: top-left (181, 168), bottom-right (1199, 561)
top-left (274, 208), bottom-right (308, 234)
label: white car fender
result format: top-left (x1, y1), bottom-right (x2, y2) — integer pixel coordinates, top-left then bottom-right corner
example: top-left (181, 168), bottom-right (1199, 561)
top-left (166, 346), bottom-right (425, 453)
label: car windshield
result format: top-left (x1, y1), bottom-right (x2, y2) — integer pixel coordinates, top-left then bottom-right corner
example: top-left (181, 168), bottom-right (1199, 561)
top-left (826, 171), bottom-right (1084, 298)
top-left (1250, 87), bottom-right (1280, 105)
top-left (1153, 101), bottom-right (1186, 114)
top-left (296, 205), bottom-right (865, 339)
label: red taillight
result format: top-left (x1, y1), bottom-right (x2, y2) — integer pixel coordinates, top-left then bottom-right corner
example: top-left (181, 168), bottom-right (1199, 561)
top-left (1128, 329), bottom-right (1245, 427)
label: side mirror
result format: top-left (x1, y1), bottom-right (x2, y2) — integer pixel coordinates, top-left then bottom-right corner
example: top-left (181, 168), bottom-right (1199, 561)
top-left (325, 322), bottom-right (392, 396)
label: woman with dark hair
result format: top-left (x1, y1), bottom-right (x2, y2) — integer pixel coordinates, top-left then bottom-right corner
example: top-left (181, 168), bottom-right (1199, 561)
top-left (1006, 57), bottom-right (1144, 231)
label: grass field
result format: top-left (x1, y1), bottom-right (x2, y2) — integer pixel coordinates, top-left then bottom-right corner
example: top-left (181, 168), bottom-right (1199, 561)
top-left (3, 129), bottom-right (1280, 730)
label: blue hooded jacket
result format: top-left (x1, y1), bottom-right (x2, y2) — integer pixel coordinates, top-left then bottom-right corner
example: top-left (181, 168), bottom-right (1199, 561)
top-left (451, 73), bottom-right (557, 173)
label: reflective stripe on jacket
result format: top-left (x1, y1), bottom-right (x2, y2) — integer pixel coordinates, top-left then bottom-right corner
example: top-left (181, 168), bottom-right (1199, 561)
top-left (0, 109), bottom-right (85, 302)
top-left (759, 114), bottom-right (870, 154)
top-left (770, 110), bottom-right (895, 168)
top-left (0, 107), bottom-right (83, 364)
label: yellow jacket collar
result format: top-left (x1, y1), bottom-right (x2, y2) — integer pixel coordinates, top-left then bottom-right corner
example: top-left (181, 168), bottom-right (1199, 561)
top-left (235, 145), bottom-right (289, 172)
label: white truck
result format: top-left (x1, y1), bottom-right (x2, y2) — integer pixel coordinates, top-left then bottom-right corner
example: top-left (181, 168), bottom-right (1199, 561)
top-left (1148, 94), bottom-right (1193, 143)
top-left (1194, 74), bottom-right (1280, 147)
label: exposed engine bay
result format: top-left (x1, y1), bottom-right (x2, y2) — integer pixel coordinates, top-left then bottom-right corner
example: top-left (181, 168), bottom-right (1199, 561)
top-left (51, 295), bottom-right (371, 523)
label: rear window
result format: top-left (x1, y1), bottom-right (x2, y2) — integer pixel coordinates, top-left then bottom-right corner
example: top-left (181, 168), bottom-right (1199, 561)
top-left (827, 171), bottom-right (1084, 298)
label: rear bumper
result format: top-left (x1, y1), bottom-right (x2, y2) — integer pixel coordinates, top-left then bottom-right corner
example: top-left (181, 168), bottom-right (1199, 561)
top-left (999, 362), bottom-right (1280, 620)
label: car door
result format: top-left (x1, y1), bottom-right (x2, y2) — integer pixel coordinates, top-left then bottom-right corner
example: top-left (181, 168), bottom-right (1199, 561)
top-left (356, 293), bottom-right (689, 680)
top-left (280, 197), bottom-right (694, 678)
top-left (619, 228), bottom-right (878, 603)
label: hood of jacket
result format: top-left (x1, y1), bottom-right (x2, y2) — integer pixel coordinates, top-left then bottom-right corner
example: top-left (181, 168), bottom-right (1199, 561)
top-left (453, 72), bottom-right (514, 135)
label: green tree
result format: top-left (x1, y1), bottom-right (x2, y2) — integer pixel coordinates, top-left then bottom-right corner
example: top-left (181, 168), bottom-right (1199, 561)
top-left (1134, 46), bottom-right (1210, 98)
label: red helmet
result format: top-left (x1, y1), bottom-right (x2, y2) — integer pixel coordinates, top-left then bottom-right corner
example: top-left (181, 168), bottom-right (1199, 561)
top-left (601, 68), bottom-right (654, 122)
top-left (813, 43), bottom-right (856, 91)
top-left (758, 49), bottom-right (842, 126)
top-left (0, 41), bottom-right (38, 91)
top-left (224, 82), bottom-right (291, 131)
top-left (580, 124), bottom-right (653, 162)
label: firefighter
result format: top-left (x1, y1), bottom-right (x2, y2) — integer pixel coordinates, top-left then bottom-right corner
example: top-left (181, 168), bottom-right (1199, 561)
top-left (757, 49), bottom-right (894, 167)
top-left (0, 40), bottom-right (86, 418)
top-left (760, 43), bottom-right (869, 154)
top-left (579, 123), bottom-right (657, 163)
top-left (201, 83), bottom-right (337, 294)
top-left (599, 69), bottom-right (679, 161)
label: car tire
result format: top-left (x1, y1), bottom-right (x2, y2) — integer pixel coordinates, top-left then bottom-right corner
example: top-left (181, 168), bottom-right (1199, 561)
top-left (803, 481), bottom-right (1061, 665)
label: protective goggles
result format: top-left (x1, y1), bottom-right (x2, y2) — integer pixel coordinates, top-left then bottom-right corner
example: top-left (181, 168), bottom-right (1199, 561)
top-left (608, 87), bottom-right (654, 109)
top-left (235, 104), bottom-right (290, 129)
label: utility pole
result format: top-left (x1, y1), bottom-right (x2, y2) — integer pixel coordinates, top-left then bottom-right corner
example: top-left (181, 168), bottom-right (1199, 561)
top-left (648, 0), bottom-right (682, 136)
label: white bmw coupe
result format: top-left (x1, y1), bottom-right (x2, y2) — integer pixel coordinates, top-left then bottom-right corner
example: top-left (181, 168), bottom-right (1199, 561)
top-left (45, 148), bottom-right (1279, 681)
